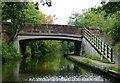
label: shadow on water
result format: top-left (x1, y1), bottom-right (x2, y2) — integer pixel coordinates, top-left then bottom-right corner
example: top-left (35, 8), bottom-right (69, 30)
top-left (2, 51), bottom-right (120, 82)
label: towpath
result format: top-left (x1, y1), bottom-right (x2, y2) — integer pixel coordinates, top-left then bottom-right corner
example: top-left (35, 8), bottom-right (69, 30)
top-left (69, 55), bottom-right (119, 69)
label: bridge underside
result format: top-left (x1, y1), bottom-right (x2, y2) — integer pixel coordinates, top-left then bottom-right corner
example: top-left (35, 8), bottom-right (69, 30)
top-left (14, 33), bottom-right (82, 57)
top-left (18, 33), bottom-right (82, 41)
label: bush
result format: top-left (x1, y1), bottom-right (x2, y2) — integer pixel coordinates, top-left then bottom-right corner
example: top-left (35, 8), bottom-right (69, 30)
top-left (0, 40), bottom-right (2, 55)
top-left (102, 12), bottom-right (120, 44)
top-left (2, 41), bottom-right (22, 61)
top-left (109, 21), bottom-right (120, 44)
top-left (115, 43), bottom-right (120, 56)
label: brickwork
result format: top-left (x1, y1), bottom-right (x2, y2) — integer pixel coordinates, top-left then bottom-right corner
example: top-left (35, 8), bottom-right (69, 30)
top-left (2, 32), bottom-right (9, 42)
top-left (23, 24), bottom-right (83, 34)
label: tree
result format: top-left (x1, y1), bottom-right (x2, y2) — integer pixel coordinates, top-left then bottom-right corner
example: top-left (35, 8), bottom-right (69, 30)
top-left (103, 11), bottom-right (120, 44)
top-left (68, 8), bottom-right (104, 27)
top-left (101, 2), bottom-right (120, 14)
top-left (2, 2), bottom-right (40, 44)
top-left (99, 1), bottom-right (120, 44)
top-left (2, 2), bottom-right (53, 44)
top-left (38, 12), bottom-right (56, 24)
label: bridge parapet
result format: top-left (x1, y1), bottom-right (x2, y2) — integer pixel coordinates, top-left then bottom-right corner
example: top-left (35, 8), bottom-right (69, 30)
top-left (21, 24), bottom-right (84, 35)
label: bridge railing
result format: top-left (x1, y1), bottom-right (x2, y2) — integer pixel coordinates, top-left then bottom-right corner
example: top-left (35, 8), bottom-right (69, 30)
top-left (84, 28), bottom-right (113, 63)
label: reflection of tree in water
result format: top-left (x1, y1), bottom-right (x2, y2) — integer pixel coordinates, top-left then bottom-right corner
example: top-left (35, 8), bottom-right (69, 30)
top-left (2, 60), bottom-right (21, 81)
top-left (19, 52), bottom-right (62, 76)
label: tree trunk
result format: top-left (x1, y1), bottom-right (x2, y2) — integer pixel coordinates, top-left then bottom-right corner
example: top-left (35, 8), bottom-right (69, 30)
top-left (9, 28), bottom-right (18, 44)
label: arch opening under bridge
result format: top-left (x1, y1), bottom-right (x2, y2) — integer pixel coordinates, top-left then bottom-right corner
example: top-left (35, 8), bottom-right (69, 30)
top-left (19, 38), bottom-right (82, 57)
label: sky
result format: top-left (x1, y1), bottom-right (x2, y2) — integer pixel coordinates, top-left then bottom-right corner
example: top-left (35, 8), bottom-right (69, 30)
top-left (38, 0), bottom-right (102, 25)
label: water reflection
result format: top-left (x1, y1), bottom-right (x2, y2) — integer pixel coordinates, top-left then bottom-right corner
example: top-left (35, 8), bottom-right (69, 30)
top-left (2, 52), bottom-right (120, 82)
top-left (2, 60), bottom-right (21, 81)
top-left (28, 75), bottom-right (104, 81)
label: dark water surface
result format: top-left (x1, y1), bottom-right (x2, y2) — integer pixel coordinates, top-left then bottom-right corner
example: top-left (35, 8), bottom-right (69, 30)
top-left (2, 52), bottom-right (120, 82)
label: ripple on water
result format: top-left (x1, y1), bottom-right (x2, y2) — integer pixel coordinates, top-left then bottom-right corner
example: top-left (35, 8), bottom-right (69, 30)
top-left (28, 75), bottom-right (104, 81)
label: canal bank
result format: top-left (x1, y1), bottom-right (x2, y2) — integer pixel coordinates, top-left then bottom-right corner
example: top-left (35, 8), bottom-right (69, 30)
top-left (64, 55), bottom-right (120, 79)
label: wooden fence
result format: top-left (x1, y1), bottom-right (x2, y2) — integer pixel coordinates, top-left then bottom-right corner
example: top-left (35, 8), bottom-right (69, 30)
top-left (84, 28), bottom-right (113, 63)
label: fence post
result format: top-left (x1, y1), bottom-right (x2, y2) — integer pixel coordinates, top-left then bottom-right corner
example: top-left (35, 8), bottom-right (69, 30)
top-left (101, 40), bottom-right (102, 52)
top-left (98, 39), bottom-right (99, 50)
top-left (95, 36), bottom-right (97, 47)
top-left (91, 34), bottom-right (93, 43)
top-left (111, 48), bottom-right (113, 63)
top-left (104, 42), bottom-right (105, 55)
top-left (93, 35), bottom-right (95, 45)
top-left (107, 45), bottom-right (109, 58)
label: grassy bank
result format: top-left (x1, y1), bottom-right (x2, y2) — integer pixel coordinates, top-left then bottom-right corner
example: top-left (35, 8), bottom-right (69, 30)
top-left (82, 53), bottom-right (110, 63)
top-left (68, 55), bottom-right (120, 73)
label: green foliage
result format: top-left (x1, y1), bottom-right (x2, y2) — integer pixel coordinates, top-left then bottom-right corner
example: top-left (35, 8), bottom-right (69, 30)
top-left (80, 59), bottom-right (101, 67)
top-left (2, 2), bottom-right (55, 44)
top-left (82, 53), bottom-right (101, 61)
top-left (2, 41), bottom-right (22, 61)
top-left (2, 2), bottom-right (43, 43)
top-left (2, 2), bottom-right (43, 24)
top-left (115, 43), bottom-right (120, 56)
top-left (0, 40), bottom-right (2, 55)
top-left (109, 20), bottom-right (120, 44)
top-left (68, 8), bottom-right (104, 27)
top-left (102, 12), bottom-right (120, 44)
top-left (82, 53), bottom-right (110, 63)
top-left (106, 66), bottom-right (120, 73)
top-left (68, 2), bottom-right (120, 45)
top-left (26, 46), bottom-right (32, 56)
top-left (101, 59), bottom-right (110, 63)
top-left (23, 2), bottom-right (43, 24)
top-left (69, 56), bottom-right (101, 67)
top-left (26, 40), bottom-right (74, 57)
top-left (100, 2), bottom-right (120, 44)
top-left (27, 40), bottom-right (53, 55)
top-left (101, 2), bottom-right (120, 15)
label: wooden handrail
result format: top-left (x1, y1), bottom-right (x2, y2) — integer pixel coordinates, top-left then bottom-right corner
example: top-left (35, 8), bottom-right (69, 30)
top-left (83, 28), bottom-right (113, 63)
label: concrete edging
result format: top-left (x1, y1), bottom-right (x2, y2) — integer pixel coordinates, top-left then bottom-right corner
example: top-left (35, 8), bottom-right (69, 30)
top-left (64, 55), bottom-right (120, 79)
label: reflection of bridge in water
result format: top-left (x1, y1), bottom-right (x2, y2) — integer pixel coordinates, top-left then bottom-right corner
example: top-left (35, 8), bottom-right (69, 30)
top-left (2, 24), bottom-right (113, 63)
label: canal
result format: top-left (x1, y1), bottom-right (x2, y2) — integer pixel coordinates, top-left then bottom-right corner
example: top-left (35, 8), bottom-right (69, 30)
top-left (2, 52), bottom-right (120, 82)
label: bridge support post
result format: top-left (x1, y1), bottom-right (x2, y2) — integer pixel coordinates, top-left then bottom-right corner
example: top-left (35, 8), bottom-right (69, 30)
top-left (74, 41), bottom-right (81, 55)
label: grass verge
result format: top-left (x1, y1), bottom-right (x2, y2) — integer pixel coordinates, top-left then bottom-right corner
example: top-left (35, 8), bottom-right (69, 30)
top-left (68, 55), bottom-right (120, 73)
top-left (69, 56), bottom-right (101, 67)
top-left (82, 53), bottom-right (110, 63)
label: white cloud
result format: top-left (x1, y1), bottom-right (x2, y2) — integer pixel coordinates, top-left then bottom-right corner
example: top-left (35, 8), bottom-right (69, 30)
top-left (39, 0), bottom-right (102, 25)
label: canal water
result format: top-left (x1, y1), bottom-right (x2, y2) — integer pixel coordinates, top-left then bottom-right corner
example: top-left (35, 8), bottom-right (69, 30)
top-left (2, 52), bottom-right (120, 82)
